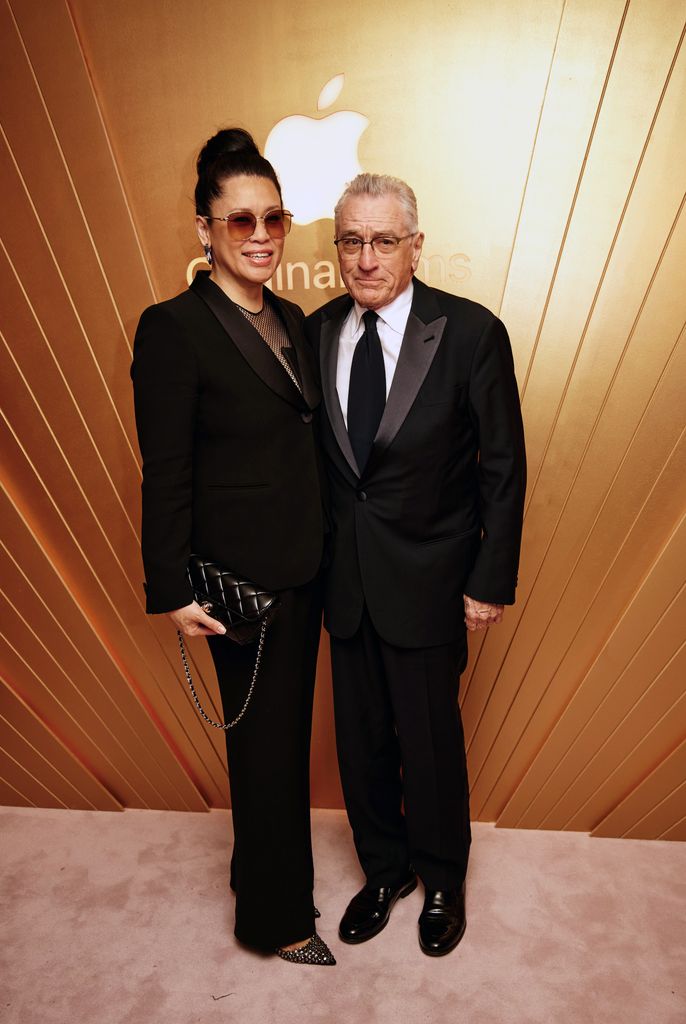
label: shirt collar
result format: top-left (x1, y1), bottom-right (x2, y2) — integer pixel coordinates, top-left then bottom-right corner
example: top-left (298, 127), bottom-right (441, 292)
top-left (349, 280), bottom-right (414, 336)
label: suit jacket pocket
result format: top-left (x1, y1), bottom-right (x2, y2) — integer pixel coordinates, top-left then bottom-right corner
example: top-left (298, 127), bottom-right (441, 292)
top-left (419, 525), bottom-right (480, 545)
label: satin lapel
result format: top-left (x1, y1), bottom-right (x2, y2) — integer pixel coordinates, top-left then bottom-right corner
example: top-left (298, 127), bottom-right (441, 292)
top-left (281, 346), bottom-right (301, 384)
top-left (320, 305), bottom-right (360, 479)
top-left (274, 296), bottom-right (321, 410)
top-left (191, 272), bottom-right (302, 409)
top-left (366, 287), bottom-right (447, 471)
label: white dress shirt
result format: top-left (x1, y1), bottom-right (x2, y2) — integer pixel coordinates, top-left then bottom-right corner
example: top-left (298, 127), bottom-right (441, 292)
top-left (336, 282), bottom-right (414, 427)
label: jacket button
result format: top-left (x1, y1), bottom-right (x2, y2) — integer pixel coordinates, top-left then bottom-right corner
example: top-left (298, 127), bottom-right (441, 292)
top-left (357, 490), bottom-right (367, 502)
top-left (300, 411), bottom-right (313, 423)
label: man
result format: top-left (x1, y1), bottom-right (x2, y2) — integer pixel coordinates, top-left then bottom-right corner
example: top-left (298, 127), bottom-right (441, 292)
top-left (306, 174), bottom-right (526, 956)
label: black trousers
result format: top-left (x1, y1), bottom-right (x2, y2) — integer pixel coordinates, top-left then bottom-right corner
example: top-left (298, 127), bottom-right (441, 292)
top-left (207, 577), bottom-right (322, 949)
top-left (330, 608), bottom-right (471, 891)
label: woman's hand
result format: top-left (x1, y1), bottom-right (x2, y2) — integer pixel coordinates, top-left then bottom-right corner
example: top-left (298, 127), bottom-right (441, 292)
top-left (167, 601), bottom-right (227, 637)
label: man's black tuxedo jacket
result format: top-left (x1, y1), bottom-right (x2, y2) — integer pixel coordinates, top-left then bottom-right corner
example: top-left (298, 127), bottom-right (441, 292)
top-left (132, 271), bottom-right (323, 614)
top-left (305, 278), bottom-right (526, 648)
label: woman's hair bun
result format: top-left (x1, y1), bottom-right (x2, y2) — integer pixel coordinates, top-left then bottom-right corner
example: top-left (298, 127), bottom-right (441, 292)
top-left (197, 128), bottom-right (260, 175)
top-left (194, 127), bottom-right (282, 215)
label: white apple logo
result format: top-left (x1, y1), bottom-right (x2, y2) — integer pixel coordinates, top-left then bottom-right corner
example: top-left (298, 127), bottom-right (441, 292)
top-left (265, 74), bottom-right (369, 225)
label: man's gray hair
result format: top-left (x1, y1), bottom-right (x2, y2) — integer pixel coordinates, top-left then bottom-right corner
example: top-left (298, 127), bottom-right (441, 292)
top-left (334, 173), bottom-right (419, 233)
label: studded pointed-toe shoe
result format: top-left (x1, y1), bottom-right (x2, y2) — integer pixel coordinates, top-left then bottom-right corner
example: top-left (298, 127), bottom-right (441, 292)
top-left (276, 932), bottom-right (336, 966)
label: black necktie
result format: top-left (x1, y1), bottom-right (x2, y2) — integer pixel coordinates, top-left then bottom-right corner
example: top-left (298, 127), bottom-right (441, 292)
top-left (347, 310), bottom-right (386, 472)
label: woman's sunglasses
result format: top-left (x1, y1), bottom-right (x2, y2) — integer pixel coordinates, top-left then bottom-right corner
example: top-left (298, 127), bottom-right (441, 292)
top-left (205, 209), bottom-right (293, 240)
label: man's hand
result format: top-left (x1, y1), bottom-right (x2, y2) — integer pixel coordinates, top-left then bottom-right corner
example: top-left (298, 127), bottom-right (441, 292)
top-left (167, 601), bottom-right (226, 637)
top-left (463, 595), bottom-right (504, 632)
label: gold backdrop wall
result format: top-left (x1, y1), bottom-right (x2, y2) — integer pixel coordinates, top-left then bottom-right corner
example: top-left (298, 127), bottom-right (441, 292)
top-left (1, 0), bottom-right (684, 838)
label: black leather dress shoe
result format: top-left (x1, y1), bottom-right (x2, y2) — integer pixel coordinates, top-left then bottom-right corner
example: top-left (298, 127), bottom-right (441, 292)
top-left (339, 871), bottom-right (417, 944)
top-left (418, 884), bottom-right (466, 956)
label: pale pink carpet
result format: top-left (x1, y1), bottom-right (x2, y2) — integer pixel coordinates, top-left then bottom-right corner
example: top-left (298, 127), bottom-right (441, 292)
top-left (1, 807), bottom-right (684, 1024)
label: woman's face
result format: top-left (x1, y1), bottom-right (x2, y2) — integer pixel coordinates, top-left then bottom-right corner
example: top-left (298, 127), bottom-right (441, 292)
top-left (196, 174), bottom-right (285, 298)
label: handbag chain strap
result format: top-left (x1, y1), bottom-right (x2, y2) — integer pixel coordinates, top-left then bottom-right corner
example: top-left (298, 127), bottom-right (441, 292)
top-left (176, 618), bottom-right (267, 730)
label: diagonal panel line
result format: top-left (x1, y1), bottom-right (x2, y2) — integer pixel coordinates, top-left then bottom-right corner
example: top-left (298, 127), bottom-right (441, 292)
top-left (658, 811), bottom-right (686, 840)
top-left (471, 400), bottom-right (686, 817)
top-left (0, 710), bottom-right (104, 811)
top-left (487, 315), bottom-right (686, 812)
top-left (0, 772), bottom-right (32, 805)
top-left (1, 461), bottom-right (216, 810)
top-left (560, 642), bottom-right (686, 832)
top-left (535, 537), bottom-right (686, 828)
top-left (497, 0), bottom-right (567, 319)
top-left (468, 183), bottom-right (686, 797)
top-left (1, 4), bottom-right (143, 486)
top-left (0, 455), bottom-right (208, 808)
top-left (512, 562), bottom-right (686, 827)
top-left (0, 538), bottom-right (225, 792)
top-left (619, 772), bottom-right (686, 839)
top-left (0, 541), bottom-right (176, 808)
top-left (469, 207), bottom-right (686, 800)
top-left (0, 16), bottom-right (225, 797)
top-left (5, 0), bottom-right (138, 353)
top-left (473, 190), bottom-right (686, 790)
top-left (519, 0), bottom-right (630, 400)
top-left (0, 124), bottom-right (141, 480)
top-left (465, 3), bottom-right (639, 756)
top-left (64, 0), bottom-right (158, 302)
top-left (0, 622), bottom-right (152, 810)
top-left (523, 22), bottom-right (686, 519)
top-left (0, 741), bottom-right (68, 808)
top-left (0, 310), bottom-right (141, 548)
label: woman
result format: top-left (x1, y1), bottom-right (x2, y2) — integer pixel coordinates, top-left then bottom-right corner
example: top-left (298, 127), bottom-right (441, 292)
top-left (131, 129), bottom-right (334, 965)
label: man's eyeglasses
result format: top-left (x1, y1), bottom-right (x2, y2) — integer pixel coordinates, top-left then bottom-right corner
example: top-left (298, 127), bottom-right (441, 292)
top-left (333, 234), bottom-right (415, 258)
top-left (205, 209), bottom-right (293, 240)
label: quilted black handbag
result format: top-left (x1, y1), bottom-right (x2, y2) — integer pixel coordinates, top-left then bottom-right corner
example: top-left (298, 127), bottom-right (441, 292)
top-left (176, 556), bottom-right (280, 730)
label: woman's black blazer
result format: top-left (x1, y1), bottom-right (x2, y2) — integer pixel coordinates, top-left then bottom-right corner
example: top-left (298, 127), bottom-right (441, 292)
top-left (131, 271), bottom-right (324, 614)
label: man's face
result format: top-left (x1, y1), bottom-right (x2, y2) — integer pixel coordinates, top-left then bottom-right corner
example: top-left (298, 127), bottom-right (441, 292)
top-left (335, 194), bottom-right (424, 310)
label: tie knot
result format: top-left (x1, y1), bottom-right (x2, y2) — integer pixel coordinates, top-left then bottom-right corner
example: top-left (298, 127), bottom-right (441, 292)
top-left (362, 310), bottom-right (378, 331)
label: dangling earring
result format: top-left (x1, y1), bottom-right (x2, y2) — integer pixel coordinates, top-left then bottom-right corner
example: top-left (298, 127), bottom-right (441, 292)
top-left (203, 244), bottom-right (213, 266)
